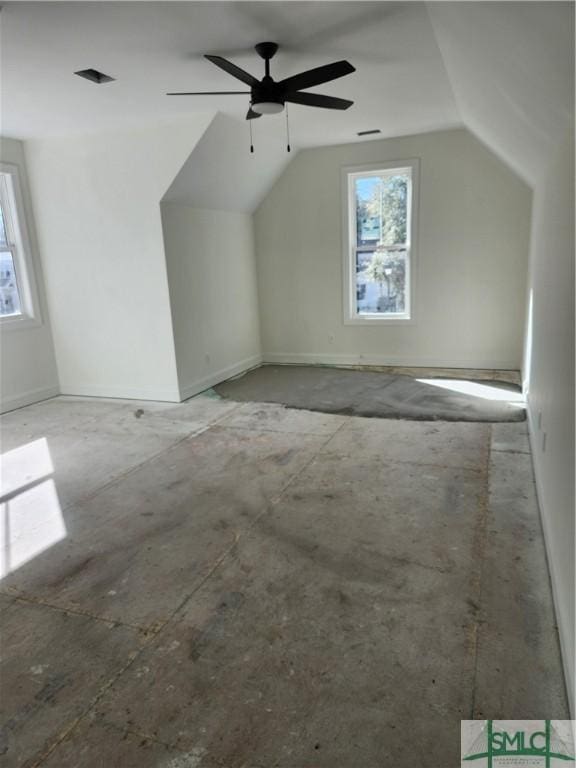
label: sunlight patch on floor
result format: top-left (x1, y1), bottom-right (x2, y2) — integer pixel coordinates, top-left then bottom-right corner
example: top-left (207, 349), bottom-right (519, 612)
top-left (416, 378), bottom-right (525, 408)
top-left (1, 438), bottom-right (66, 578)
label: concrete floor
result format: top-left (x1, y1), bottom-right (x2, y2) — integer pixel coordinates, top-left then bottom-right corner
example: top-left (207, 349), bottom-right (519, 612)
top-left (215, 365), bottom-right (526, 422)
top-left (0, 394), bottom-right (568, 768)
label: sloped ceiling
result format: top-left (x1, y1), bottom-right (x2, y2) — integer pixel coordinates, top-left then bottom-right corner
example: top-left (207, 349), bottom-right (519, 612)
top-left (427, 1), bottom-right (575, 186)
top-left (162, 113), bottom-right (292, 212)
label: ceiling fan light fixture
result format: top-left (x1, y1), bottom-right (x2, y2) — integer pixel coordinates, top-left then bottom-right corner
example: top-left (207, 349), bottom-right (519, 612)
top-left (251, 101), bottom-right (284, 115)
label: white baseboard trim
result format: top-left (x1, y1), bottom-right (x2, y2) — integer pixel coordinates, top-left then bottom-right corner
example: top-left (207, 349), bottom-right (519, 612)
top-left (179, 354), bottom-right (263, 401)
top-left (58, 382), bottom-right (181, 403)
top-left (35, 358), bottom-right (263, 406)
top-left (526, 400), bottom-right (575, 717)
top-left (263, 352), bottom-right (520, 371)
top-left (1, 385), bottom-right (60, 414)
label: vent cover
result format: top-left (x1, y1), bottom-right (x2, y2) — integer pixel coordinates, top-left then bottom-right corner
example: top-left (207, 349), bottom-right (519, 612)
top-left (74, 69), bottom-right (115, 84)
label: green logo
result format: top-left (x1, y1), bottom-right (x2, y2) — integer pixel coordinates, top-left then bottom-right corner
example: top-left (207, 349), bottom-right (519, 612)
top-left (462, 720), bottom-right (575, 767)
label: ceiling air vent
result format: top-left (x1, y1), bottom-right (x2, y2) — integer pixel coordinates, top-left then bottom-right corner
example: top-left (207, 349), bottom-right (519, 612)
top-left (357, 129), bottom-right (381, 136)
top-left (74, 69), bottom-right (115, 84)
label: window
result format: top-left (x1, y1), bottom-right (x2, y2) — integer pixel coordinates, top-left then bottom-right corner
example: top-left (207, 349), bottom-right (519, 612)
top-left (343, 160), bottom-right (418, 323)
top-left (0, 164), bottom-right (41, 326)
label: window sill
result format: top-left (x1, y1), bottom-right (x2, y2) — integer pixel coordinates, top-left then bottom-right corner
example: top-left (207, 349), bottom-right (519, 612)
top-left (0, 313), bottom-right (42, 331)
top-left (344, 313), bottom-right (415, 326)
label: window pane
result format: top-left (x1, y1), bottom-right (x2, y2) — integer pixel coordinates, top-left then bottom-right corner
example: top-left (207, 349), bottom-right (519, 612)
top-left (356, 248), bottom-right (407, 315)
top-left (0, 251), bottom-right (22, 316)
top-left (0, 204), bottom-right (7, 245)
top-left (355, 173), bottom-right (409, 247)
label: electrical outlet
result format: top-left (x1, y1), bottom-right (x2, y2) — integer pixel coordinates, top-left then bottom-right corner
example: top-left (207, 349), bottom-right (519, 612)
top-left (328, 333), bottom-right (335, 344)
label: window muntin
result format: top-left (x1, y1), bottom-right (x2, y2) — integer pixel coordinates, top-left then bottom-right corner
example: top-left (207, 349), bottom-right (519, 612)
top-left (345, 163), bottom-right (416, 323)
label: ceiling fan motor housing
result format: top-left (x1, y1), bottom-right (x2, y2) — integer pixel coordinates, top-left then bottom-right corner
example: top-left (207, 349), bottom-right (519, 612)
top-left (251, 74), bottom-right (285, 113)
top-left (252, 42), bottom-right (284, 112)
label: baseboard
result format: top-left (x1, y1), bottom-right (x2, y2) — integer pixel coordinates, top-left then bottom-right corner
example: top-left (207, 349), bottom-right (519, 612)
top-left (526, 400), bottom-right (575, 717)
top-left (263, 352), bottom-right (520, 371)
top-left (0, 385), bottom-right (60, 414)
top-left (179, 354), bottom-right (263, 401)
top-left (58, 382), bottom-right (181, 403)
top-left (35, 357), bottom-right (263, 406)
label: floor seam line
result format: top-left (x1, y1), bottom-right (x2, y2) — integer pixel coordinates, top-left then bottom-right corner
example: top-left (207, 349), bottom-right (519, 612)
top-left (59, 412), bottom-right (239, 513)
top-left (60, 443), bottom-right (484, 514)
top-left (24, 533), bottom-right (241, 768)
top-left (168, 423), bottom-right (349, 620)
top-left (356, 457), bottom-right (484, 473)
top-left (10, 420), bottom-right (346, 767)
top-left (257, 426), bottom-right (484, 474)
top-left (204, 400), bottom-right (246, 425)
top-left (156, 425), bottom-right (348, 621)
top-left (0, 589), bottom-right (152, 633)
top-left (49, 414), bottom-right (460, 756)
top-left (215, 423), bottom-right (343, 437)
top-left (60, 432), bottom-right (202, 513)
top-left (267, 422), bottom-right (349, 508)
top-left (468, 425), bottom-right (492, 719)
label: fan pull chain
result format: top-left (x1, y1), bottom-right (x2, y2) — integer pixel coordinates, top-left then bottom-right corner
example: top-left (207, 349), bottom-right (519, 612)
top-left (249, 118), bottom-right (254, 154)
top-left (285, 104), bottom-right (291, 153)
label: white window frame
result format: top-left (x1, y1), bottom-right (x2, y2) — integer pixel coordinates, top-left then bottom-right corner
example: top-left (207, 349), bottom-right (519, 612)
top-left (341, 158), bottom-right (419, 325)
top-left (0, 162), bottom-right (42, 329)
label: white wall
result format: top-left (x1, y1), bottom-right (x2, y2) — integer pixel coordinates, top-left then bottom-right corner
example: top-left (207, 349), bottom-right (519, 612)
top-left (25, 116), bottom-right (213, 402)
top-left (161, 204), bottom-right (261, 399)
top-left (255, 128), bottom-right (532, 369)
top-left (164, 113), bottom-right (291, 214)
top-left (0, 138), bottom-right (59, 412)
top-left (427, 0), bottom-right (575, 716)
top-left (524, 122), bottom-right (575, 713)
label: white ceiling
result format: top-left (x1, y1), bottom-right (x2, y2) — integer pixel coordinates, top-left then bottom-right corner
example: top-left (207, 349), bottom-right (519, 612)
top-left (1, 1), bottom-right (573, 201)
top-left (1, 1), bottom-right (461, 145)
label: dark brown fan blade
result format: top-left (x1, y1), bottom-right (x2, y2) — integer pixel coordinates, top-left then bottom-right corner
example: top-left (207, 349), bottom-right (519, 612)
top-left (284, 92), bottom-right (353, 110)
top-left (167, 91), bottom-right (250, 95)
top-left (246, 108), bottom-right (262, 120)
top-left (204, 55), bottom-right (259, 87)
top-left (279, 60), bottom-right (355, 93)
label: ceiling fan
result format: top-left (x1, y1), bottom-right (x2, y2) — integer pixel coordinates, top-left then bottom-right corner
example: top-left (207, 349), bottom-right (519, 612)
top-left (167, 42), bottom-right (355, 119)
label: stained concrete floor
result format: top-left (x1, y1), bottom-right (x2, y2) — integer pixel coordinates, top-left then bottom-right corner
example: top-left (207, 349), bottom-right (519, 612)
top-left (215, 365), bottom-right (526, 422)
top-left (0, 394), bottom-right (567, 768)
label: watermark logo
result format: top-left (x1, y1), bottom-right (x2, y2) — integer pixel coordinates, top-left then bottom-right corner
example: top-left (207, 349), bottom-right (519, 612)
top-left (461, 720), bottom-right (575, 767)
